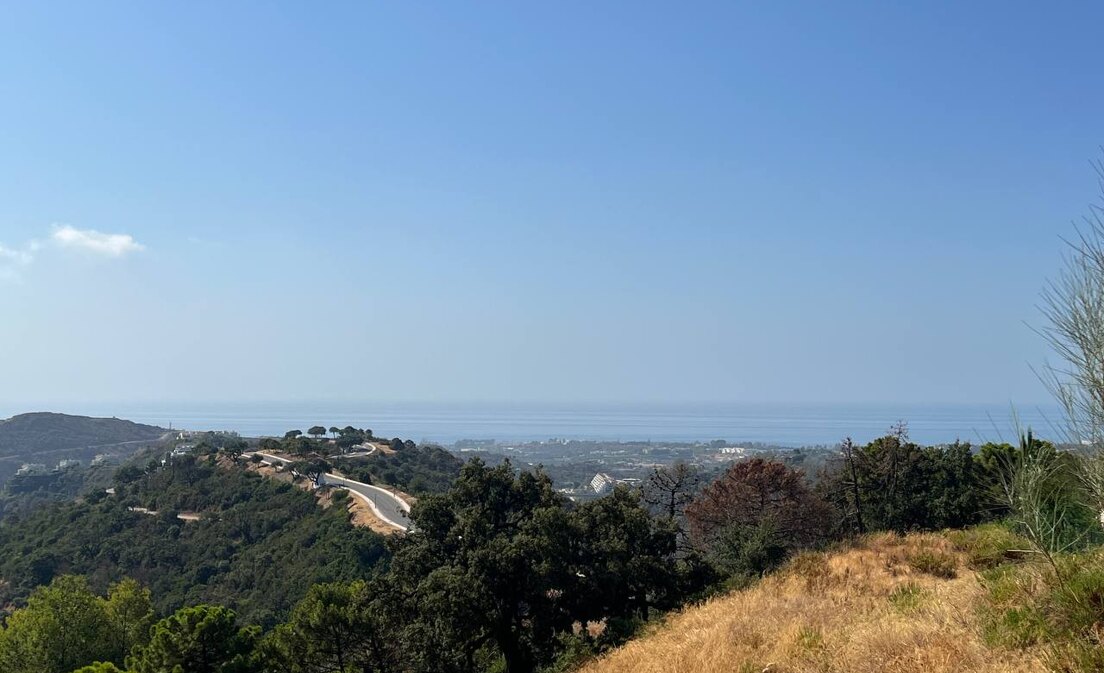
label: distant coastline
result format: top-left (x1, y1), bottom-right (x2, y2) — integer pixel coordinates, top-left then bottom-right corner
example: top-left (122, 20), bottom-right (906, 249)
top-left (1, 402), bottom-right (1062, 447)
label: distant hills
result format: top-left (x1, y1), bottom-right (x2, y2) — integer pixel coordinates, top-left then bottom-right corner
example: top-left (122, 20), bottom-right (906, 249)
top-left (0, 412), bottom-right (167, 456)
top-left (0, 412), bottom-right (168, 487)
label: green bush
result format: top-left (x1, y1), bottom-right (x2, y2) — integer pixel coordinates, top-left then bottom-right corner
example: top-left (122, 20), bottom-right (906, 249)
top-left (1050, 556), bottom-right (1104, 637)
top-left (888, 582), bottom-right (928, 612)
top-left (948, 522), bottom-right (1032, 570)
top-left (908, 549), bottom-right (957, 579)
top-left (976, 548), bottom-right (1104, 668)
top-left (707, 519), bottom-right (789, 581)
top-left (977, 564), bottom-right (1044, 648)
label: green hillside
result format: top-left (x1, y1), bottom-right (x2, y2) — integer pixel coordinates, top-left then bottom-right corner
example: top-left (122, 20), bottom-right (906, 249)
top-left (0, 452), bottom-right (388, 627)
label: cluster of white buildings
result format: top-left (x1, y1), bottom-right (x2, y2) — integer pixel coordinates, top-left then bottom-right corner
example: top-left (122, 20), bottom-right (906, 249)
top-left (16, 458), bottom-right (84, 476)
top-left (15, 463), bottom-right (48, 476)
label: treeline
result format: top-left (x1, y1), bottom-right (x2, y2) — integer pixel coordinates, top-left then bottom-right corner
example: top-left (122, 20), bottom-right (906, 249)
top-left (332, 443), bottom-right (462, 494)
top-left (677, 428), bottom-right (1074, 584)
top-left (256, 425), bottom-right (374, 456)
top-left (251, 425), bottom-right (463, 495)
top-left (0, 453), bottom-right (387, 626)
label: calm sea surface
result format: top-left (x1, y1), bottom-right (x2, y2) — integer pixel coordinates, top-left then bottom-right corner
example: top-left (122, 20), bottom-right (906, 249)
top-left (11, 402), bottom-right (1063, 447)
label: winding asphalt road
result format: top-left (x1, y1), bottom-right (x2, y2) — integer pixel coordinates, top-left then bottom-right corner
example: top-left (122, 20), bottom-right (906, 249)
top-left (247, 451), bottom-right (412, 531)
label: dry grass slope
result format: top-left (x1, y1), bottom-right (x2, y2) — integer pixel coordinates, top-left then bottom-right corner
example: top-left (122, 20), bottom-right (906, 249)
top-left (578, 532), bottom-right (1044, 673)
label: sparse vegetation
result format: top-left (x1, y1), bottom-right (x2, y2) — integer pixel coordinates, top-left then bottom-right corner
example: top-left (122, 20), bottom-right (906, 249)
top-left (576, 533), bottom-right (1043, 673)
top-left (887, 581), bottom-right (927, 611)
top-left (908, 548), bottom-right (957, 578)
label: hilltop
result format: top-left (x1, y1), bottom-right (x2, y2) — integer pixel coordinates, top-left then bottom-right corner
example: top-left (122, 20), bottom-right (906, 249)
top-left (0, 412), bottom-right (168, 489)
top-left (577, 531), bottom-right (1042, 673)
top-left (0, 412), bottom-right (167, 455)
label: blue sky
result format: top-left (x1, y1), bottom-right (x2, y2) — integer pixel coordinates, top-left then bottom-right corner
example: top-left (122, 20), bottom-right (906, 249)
top-left (0, 1), bottom-right (1101, 408)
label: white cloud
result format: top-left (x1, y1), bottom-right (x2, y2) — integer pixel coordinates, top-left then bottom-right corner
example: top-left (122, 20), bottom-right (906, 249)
top-left (0, 244), bottom-right (34, 266)
top-left (51, 225), bottom-right (144, 257)
top-left (0, 225), bottom-right (143, 282)
top-left (0, 242), bottom-right (36, 282)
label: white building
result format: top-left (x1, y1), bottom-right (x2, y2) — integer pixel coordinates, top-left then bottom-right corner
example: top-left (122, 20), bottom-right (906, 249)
top-left (590, 472), bottom-right (616, 495)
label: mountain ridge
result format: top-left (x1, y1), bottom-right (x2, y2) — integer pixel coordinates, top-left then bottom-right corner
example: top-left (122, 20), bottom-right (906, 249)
top-left (0, 412), bottom-right (168, 456)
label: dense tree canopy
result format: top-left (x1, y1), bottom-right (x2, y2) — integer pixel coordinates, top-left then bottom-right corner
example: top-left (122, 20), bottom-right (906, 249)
top-left (388, 459), bottom-right (577, 673)
top-left (0, 454), bottom-right (387, 626)
top-left (382, 458), bottom-right (691, 673)
top-left (571, 486), bottom-right (681, 623)
top-left (256, 580), bottom-right (400, 673)
top-left (126, 605), bottom-right (258, 673)
top-left (684, 456), bottom-right (830, 556)
top-left (818, 432), bottom-right (1009, 535)
top-left (0, 576), bottom-right (152, 673)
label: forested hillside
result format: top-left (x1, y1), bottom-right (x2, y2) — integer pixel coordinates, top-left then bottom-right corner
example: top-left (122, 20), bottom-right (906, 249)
top-left (0, 462), bottom-right (118, 521)
top-left (0, 453), bottom-right (387, 626)
top-left (332, 442), bottom-right (462, 494)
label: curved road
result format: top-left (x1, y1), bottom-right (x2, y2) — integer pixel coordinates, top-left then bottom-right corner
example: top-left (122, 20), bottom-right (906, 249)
top-left (247, 451), bottom-right (412, 531)
top-left (324, 473), bottom-right (412, 531)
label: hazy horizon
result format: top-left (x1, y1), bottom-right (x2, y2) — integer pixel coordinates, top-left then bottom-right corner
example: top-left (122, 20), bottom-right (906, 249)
top-left (0, 399), bottom-right (1064, 448)
top-left (4, 3), bottom-right (1102, 408)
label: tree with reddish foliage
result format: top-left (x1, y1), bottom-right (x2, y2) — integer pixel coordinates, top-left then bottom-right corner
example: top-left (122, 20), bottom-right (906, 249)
top-left (686, 458), bottom-right (832, 577)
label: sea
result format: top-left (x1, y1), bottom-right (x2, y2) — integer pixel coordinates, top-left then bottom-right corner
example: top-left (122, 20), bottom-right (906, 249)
top-left (7, 401), bottom-right (1065, 448)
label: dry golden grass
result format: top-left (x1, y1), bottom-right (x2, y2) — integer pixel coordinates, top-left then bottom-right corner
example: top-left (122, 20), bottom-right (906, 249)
top-left (373, 441), bottom-right (397, 455)
top-left (577, 532), bottom-right (1045, 673)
